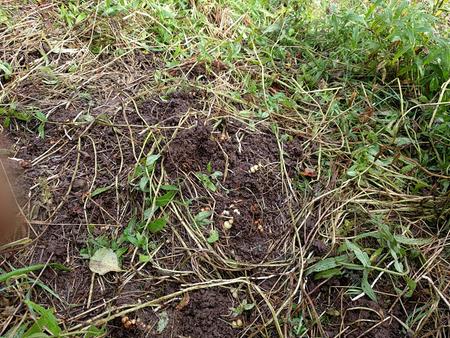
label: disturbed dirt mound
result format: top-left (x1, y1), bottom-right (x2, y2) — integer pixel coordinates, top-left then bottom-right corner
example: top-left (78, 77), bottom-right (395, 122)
top-left (1, 88), bottom-right (313, 337)
top-left (2, 122), bottom-right (137, 319)
top-left (133, 91), bottom-right (205, 127)
top-left (165, 118), bottom-right (304, 262)
top-left (109, 288), bottom-right (238, 338)
top-left (171, 288), bottom-right (237, 338)
top-left (165, 123), bottom-right (224, 175)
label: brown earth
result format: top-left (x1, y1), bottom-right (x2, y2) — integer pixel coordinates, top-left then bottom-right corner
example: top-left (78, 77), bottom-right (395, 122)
top-left (0, 89), bottom-right (418, 338)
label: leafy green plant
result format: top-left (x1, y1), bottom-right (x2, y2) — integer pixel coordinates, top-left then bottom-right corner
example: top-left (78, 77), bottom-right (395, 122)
top-left (196, 163), bottom-right (223, 192)
top-left (291, 313), bottom-right (307, 336)
top-left (232, 299), bottom-right (255, 316)
top-left (0, 104), bottom-right (48, 138)
top-left (194, 210), bottom-right (213, 227)
top-left (100, 0), bottom-right (145, 16)
top-left (6, 300), bottom-right (105, 338)
top-left (306, 215), bottom-right (431, 301)
top-left (35, 111), bottom-right (48, 138)
top-left (59, 2), bottom-right (88, 27)
top-left (206, 229), bottom-right (219, 244)
top-left (22, 301), bottom-right (61, 337)
top-left (0, 60), bottom-right (12, 80)
top-left (294, 0), bottom-right (449, 96)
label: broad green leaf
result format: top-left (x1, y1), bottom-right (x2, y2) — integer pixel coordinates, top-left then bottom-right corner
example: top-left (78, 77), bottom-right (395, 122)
top-left (394, 235), bottom-right (432, 246)
top-left (314, 268), bottom-right (343, 280)
top-left (361, 270), bottom-right (377, 302)
top-left (139, 254), bottom-right (151, 263)
top-left (91, 186), bottom-right (111, 198)
top-left (148, 217), bottom-right (167, 234)
top-left (205, 180), bottom-right (216, 192)
top-left (34, 111), bottom-right (47, 122)
top-left (146, 154), bottom-right (160, 167)
top-left (144, 206), bottom-right (156, 220)
top-left (404, 276), bottom-right (417, 298)
top-left (24, 300), bottom-right (61, 336)
top-left (139, 176), bottom-right (149, 192)
top-left (194, 210), bottom-right (212, 227)
top-left (306, 255), bottom-right (350, 275)
top-left (155, 191), bottom-right (176, 206)
top-left (160, 184), bottom-right (178, 191)
top-left (207, 229), bottom-right (219, 244)
top-left (89, 248), bottom-right (121, 275)
top-left (395, 137), bottom-right (413, 146)
top-left (84, 325), bottom-right (106, 338)
top-left (38, 124), bottom-right (45, 138)
top-left (0, 62), bottom-right (12, 79)
top-left (345, 240), bottom-right (370, 267)
top-left (75, 12), bottom-right (87, 24)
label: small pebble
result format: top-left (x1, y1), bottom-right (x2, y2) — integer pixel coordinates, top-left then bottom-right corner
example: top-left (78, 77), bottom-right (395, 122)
top-left (249, 164), bottom-right (261, 173)
top-left (223, 220), bottom-right (233, 230)
top-left (232, 319), bottom-right (243, 328)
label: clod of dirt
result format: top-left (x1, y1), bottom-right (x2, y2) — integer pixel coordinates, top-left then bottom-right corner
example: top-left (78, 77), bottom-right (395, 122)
top-left (170, 289), bottom-right (238, 338)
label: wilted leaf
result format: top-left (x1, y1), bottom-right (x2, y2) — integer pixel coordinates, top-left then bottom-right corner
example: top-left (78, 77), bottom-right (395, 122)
top-left (301, 167), bottom-right (316, 177)
top-left (89, 248), bottom-right (121, 275)
top-left (176, 293), bottom-right (190, 310)
top-left (394, 235), bottom-right (431, 246)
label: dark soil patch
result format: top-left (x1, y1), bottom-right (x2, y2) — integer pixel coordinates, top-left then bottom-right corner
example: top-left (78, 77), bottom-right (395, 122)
top-left (1, 120), bottom-right (139, 324)
top-left (164, 118), bottom-right (305, 263)
top-left (109, 287), bottom-right (239, 338)
top-left (131, 90), bottom-right (205, 127)
top-left (0, 84), bottom-right (422, 338)
top-left (306, 274), bottom-right (419, 338)
top-left (2, 89), bottom-right (310, 337)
